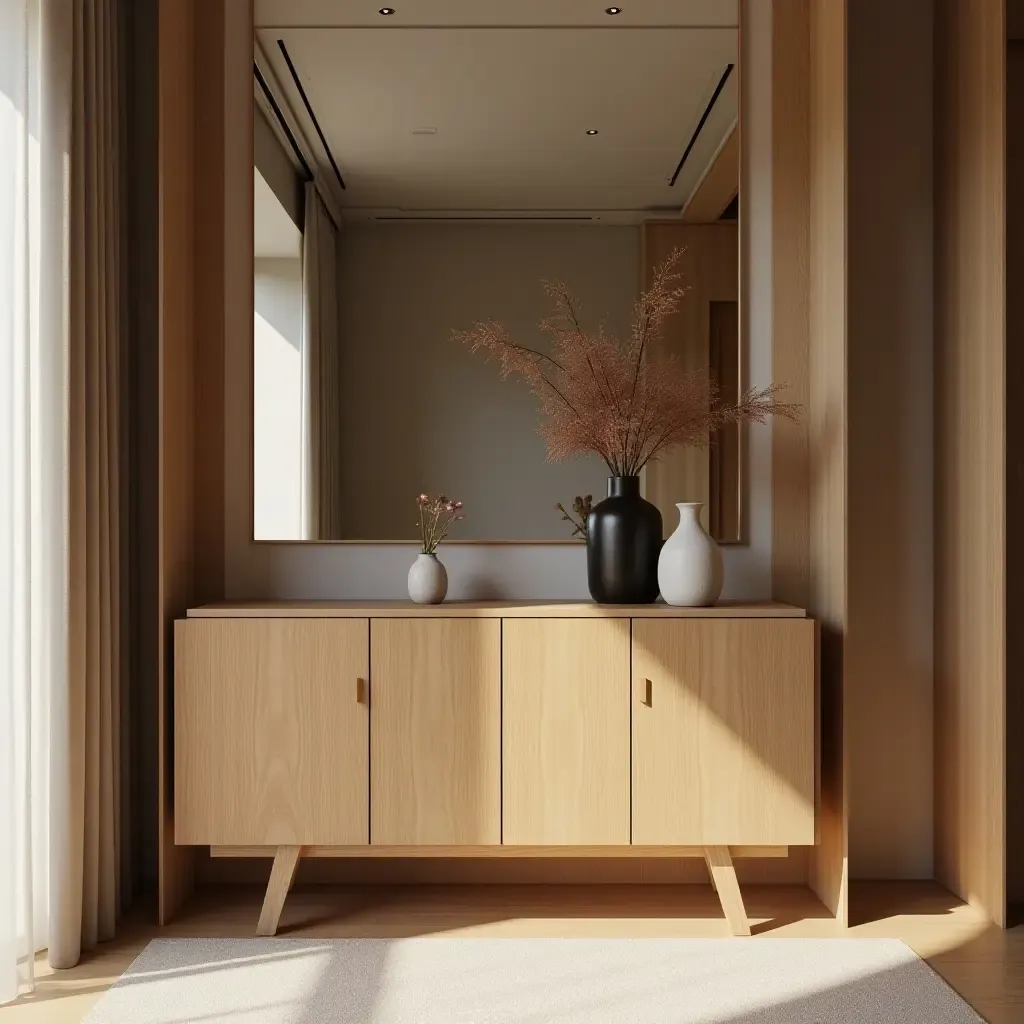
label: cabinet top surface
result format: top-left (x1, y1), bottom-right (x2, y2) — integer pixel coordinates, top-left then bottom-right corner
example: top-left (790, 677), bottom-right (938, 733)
top-left (186, 600), bottom-right (806, 619)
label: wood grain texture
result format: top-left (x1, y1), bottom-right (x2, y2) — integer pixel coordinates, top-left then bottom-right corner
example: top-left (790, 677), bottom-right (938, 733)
top-left (682, 124), bottom-right (739, 222)
top-left (175, 619), bottom-right (370, 845)
top-left (502, 619), bottom-right (631, 845)
top-left (770, 0), bottom-right (811, 609)
top-left (199, 853), bottom-right (809, 886)
top-left (705, 845), bottom-right (751, 936)
top-left (370, 619), bottom-right (501, 846)
top-left (704, 850), bottom-right (718, 891)
top-left (191, 0), bottom-right (226, 605)
top-left (210, 845), bottom-right (790, 859)
top-left (185, 600), bottom-right (805, 619)
top-left (806, 0), bottom-right (848, 925)
top-left (157, 0), bottom-right (199, 925)
top-left (934, 0), bottom-right (1006, 927)
top-left (255, 845), bottom-right (301, 936)
top-left (642, 222), bottom-right (739, 537)
top-left (631, 619), bottom-right (816, 846)
top-left (708, 301), bottom-right (741, 541)
top-left (1008, 40), bottom-right (1024, 910)
top-left (845, 0), bottom-right (936, 883)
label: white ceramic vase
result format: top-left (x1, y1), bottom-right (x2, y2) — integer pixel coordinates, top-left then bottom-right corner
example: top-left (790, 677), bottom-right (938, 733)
top-left (408, 552), bottom-right (448, 604)
top-left (657, 502), bottom-right (723, 607)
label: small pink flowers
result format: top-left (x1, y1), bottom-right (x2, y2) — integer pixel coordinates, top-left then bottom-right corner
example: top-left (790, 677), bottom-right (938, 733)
top-left (416, 493), bottom-right (466, 553)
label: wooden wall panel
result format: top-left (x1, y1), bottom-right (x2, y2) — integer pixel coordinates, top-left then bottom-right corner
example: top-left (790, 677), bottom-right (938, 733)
top-left (845, 0), bottom-right (936, 882)
top-left (934, 0), bottom-right (1007, 927)
top-left (806, 0), bottom-right (849, 924)
top-left (192, 0), bottom-right (226, 603)
top-left (770, 0), bottom-right (811, 610)
top-left (764, 0), bottom-right (824, 903)
top-left (157, 0), bottom-right (229, 922)
top-left (1008, 39), bottom-right (1024, 912)
top-left (157, 0), bottom-right (198, 924)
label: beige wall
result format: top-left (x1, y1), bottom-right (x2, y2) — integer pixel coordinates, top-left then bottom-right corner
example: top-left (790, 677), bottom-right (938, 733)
top-left (332, 223), bottom-right (634, 541)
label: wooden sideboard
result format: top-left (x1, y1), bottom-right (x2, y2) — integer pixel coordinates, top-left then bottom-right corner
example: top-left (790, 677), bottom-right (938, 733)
top-left (175, 601), bottom-right (817, 935)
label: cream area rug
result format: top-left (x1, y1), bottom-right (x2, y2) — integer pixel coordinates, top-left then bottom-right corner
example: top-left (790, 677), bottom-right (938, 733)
top-left (81, 937), bottom-right (981, 1023)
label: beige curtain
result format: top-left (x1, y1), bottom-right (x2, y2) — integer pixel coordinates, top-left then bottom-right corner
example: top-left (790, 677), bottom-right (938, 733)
top-left (49, 0), bottom-right (131, 970)
top-left (301, 182), bottom-right (343, 539)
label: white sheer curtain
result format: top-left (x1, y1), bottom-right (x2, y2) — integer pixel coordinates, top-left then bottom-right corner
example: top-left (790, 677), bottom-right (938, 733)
top-left (0, 0), bottom-right (71, 1005)
top-left (300, 181), bottom-right (343, 539)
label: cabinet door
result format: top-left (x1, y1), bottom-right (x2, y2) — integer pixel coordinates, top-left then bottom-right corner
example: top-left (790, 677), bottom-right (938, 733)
top-left (632, 618), bottom-right (816, 846)
top-left (370, 619), bottom-right (501, 845)
top-left (502, 619), bottom-right (631, 845)
top-left (175, 619), bottom-right (369, 846)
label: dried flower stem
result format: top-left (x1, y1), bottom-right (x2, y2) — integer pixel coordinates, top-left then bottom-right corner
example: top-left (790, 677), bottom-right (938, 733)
top-left (417, 494), bottom-right (465, 554)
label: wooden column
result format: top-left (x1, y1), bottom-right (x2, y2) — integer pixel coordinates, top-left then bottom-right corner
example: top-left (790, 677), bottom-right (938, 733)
top-left (934, 0), bottom-right (1007, 927)
top-left (156, 0), bottom-right (229, 923)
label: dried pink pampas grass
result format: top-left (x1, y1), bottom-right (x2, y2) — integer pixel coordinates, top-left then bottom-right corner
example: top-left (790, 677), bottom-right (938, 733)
top-left (454, 249), bottom-right (798, 477)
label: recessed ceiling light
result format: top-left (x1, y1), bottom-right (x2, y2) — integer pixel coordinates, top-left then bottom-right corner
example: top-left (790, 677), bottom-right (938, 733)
top-left (605, 6), bottom-right (622, 14)
top-left (379, 7), bottom-right (395, 14)
top-left (586, 129), bottom-right (600, 135)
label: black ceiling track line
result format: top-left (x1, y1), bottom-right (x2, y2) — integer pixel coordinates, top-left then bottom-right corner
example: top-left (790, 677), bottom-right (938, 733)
top-left (668, 62), bottom-right (735, 188)
top-left (277, 39), bottom-right (347, 191)
top-left (373, 215), bottom-right (596, 221)
top-left (254, 62), bottom-right (313, 182)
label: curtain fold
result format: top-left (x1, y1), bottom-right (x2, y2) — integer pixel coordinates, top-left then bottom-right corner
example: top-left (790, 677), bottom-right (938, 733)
top-left (0, 0), bottom-right (71, 1003)
top-left (301, 182), bottom-right (343, 540)
top-left (2, 0), bottom-right (131, 993)
top-left (49, 0), bottom-right (131, 970)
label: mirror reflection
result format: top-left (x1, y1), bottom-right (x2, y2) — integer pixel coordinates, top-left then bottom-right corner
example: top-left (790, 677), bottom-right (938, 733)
top-left (253, 22), bottom-right (740, 542)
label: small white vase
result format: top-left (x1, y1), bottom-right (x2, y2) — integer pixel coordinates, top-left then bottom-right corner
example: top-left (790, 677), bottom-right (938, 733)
top-left (658, 502), bottom-right (723, 607)
top-left (408, 552), bottom-right (448, 604)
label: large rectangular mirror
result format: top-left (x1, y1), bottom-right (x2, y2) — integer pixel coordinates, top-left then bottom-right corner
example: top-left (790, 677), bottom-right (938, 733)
top-left (252, 9), bottom-right (740, 542)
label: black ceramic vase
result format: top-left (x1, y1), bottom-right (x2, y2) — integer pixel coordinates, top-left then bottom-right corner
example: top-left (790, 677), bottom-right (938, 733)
top-left (586, 476), bottom-right (663, 604)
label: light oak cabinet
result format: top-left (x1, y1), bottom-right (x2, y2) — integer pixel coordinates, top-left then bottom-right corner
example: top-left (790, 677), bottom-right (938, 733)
top-left (174, 602), bottom-right (816, 936)
top-left (174, 618), bottom-right (369, 846)
top-left (631, 619), bottom-right (816, 846)
top-left (502, 619), bottom-right (630, 845)
top-left (370, 619), bottom-right (501, 845)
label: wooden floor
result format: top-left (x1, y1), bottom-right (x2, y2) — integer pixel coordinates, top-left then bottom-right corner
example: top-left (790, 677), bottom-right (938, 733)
top-left (3, 881), bottom-right (1023, 1022)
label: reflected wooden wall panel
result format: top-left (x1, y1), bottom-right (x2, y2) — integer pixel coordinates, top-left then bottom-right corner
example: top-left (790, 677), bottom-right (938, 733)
top-left (642, 222), bottom-right (739, 539)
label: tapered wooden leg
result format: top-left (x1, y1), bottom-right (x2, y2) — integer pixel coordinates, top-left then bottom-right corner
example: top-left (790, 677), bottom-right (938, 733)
top-left (704, 845), bottom-right (750, 936)
top-left (703, 850), bottom-right (718, 891)
top-left (256, 845), bottom-right (302, 936)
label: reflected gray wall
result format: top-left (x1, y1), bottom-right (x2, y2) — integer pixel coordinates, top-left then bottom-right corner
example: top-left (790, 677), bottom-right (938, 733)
top-left (332, 222), bottom-right (639, 541)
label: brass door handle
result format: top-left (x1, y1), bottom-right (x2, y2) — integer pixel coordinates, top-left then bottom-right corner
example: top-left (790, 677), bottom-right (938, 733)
top-left (356, 678), bottom-right (368, 704)
top-left (643, 678), bottom-right (652, 707)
